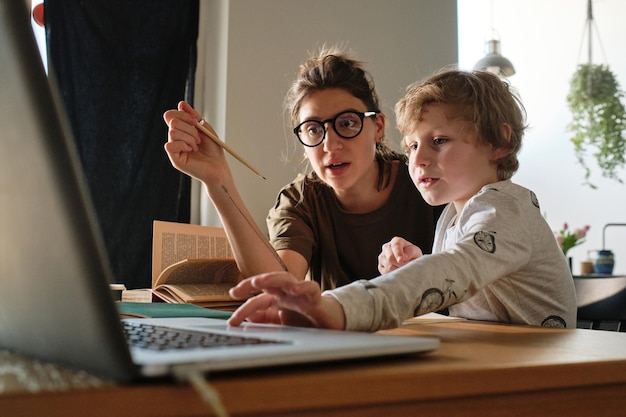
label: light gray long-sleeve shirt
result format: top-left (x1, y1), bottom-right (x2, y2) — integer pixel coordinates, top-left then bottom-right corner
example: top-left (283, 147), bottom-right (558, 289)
top-left (328, 180), bottom-right (577, 331)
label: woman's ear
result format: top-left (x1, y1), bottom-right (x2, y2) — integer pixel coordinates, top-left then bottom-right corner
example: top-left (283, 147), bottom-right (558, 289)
top-left (375, 113), bottom-right (386, 142)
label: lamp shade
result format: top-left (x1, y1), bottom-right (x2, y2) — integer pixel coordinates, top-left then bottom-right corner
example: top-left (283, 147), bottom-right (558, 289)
top-left (473, 39), bottom-right (515, 77)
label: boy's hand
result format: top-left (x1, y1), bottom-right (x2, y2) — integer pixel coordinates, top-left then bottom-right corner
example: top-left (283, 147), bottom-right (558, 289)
top-left (378, 236), bottom-right (423, 274)
top-left (227, 271), bottom-right (346, 330)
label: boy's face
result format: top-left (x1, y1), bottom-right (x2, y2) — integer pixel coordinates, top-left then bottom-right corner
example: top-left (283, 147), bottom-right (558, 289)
top-left (403, 103), bottom-right (501, 214)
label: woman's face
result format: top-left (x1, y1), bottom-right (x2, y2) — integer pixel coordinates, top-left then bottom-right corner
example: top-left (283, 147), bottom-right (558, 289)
top-left (296, 88), bottom-right (384, 196)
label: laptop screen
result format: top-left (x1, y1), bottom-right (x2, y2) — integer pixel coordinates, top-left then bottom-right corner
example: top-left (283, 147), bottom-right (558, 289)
top-left (0, 1), bottom-right (137, 381)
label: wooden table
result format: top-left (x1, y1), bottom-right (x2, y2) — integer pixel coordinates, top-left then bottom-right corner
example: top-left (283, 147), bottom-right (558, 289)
top-left (2, 320), bottom-right (626, 417)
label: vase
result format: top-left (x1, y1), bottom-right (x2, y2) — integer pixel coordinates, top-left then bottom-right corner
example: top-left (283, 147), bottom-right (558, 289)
top-left (590, 249), bottom-right (615, 275)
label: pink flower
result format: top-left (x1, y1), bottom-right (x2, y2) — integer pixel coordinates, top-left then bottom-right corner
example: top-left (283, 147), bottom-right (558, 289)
top-left (574, 225), bottom-right (590, 240)
top-left (554, 223), bottom-right (590, 256)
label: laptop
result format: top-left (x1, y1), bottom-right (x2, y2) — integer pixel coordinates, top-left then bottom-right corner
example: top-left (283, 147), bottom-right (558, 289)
top-left (0, 0), bottom-right (438, 384)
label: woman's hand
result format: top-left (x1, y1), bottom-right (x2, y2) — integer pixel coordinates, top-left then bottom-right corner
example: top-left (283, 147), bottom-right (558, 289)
top-left (227, 271), bottom-right (346, 330)
top-left (378, 236), bottom-right (423, 274)
top-left (162, 101), bottom-right (229, 184)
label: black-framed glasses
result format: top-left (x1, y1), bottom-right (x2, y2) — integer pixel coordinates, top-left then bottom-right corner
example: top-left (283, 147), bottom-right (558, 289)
top-left (293, 110), bottom-right (378, 147)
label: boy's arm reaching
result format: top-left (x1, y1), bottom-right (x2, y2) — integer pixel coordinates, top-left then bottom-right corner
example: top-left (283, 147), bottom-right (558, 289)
top-left (227, 271), bottom-right (346, 330)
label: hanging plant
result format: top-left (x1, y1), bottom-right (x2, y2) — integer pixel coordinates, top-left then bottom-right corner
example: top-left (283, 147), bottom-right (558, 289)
top-left (566, 65), bottom-right (626, 188)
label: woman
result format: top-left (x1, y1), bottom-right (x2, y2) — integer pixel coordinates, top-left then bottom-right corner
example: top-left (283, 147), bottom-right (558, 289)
top-left (163, 46), bottom-right (438, 290)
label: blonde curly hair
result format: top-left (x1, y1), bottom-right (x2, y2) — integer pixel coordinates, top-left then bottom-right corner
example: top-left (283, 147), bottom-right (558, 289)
top-left (395, 70), bottom-right (527, 181)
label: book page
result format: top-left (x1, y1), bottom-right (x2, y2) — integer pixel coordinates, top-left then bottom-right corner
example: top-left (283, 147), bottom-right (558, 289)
top-left (154, 258), bottom-right (241, 287)
top-left (152, 220), bottom-right (234, 286)
top-left (155, 283), bottom-right (234, 303)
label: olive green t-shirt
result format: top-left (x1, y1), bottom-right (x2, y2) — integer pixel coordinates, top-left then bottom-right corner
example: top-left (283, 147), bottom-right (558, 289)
top-left (266, 166), bottom-right (438, 291)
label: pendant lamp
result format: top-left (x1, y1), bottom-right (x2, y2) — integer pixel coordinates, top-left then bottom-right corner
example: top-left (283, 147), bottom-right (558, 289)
top-left (473, 1), bottom-right (515, 77)
top-left (473, 38), bottom-right (515, 77)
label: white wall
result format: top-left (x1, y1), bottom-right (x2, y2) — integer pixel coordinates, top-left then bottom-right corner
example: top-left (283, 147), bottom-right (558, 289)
top-left (459, 0), bottom-right (626, 275)
top-left (36, 0), bottom-right (624, 275)
top-left (199, 0), bottom-right (626, 275)
top-left (196, 1), bottom-right (458, 232)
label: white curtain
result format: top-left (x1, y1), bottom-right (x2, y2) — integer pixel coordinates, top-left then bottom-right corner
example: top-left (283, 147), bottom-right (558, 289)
top-left (191, 0), bottom-right (229, 226)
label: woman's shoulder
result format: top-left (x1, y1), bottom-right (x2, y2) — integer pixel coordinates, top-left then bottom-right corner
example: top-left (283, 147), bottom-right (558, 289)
top-left (279, 172), bottom-right (328, 194)
top-left (273, 172), bottom-right (332, 210)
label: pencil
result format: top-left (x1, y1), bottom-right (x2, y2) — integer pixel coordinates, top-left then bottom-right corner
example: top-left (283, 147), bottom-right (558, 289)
top-left (195, 119), bottom-right (266, 179)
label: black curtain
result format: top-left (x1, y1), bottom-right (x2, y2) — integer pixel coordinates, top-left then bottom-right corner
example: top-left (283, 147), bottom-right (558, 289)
top-left (45, 0), bottom-right (198, 289)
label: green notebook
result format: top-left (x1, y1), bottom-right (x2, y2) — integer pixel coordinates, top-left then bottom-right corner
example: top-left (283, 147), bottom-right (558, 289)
top-left (117, 302), bottom-right (232, 320)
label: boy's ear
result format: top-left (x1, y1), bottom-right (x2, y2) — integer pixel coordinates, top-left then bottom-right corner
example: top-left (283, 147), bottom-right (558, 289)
top-left (501, 123), bottom-right (512, 143)
top-left (491, 123), bottom-right (512, 160)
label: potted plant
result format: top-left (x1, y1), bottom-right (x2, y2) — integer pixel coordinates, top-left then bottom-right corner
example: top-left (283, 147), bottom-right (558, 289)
top-left (566, 63), bottom-right (626, 188)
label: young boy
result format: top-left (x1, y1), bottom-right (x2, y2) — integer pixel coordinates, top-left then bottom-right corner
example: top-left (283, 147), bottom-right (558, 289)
top-left (227, 70), bottom-right (577, 331)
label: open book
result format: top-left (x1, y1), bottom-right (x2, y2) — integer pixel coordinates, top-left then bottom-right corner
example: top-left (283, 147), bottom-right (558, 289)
top-left (146, 220), bottom-right (243, 310)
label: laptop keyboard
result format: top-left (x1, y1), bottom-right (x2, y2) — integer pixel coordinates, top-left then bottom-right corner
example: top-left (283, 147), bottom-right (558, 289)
top-left (123, 321), bottom-right (288, 351)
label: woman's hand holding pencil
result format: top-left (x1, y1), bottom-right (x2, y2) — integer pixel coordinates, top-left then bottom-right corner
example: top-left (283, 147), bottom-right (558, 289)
top-left (163, 101), bottom-right (265, 181)
top-left (195, 119), bottom-right (265, 179)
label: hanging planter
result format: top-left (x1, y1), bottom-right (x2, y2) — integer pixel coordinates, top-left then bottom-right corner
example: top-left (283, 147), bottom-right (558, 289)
top-left (567, 63), bottom-right (626, 188)
top-left (566, 0), bottom-right (626, 188)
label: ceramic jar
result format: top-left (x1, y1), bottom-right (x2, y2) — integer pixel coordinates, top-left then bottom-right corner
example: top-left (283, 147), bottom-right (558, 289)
top-left (591, 249), bottom-right (615, 275)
